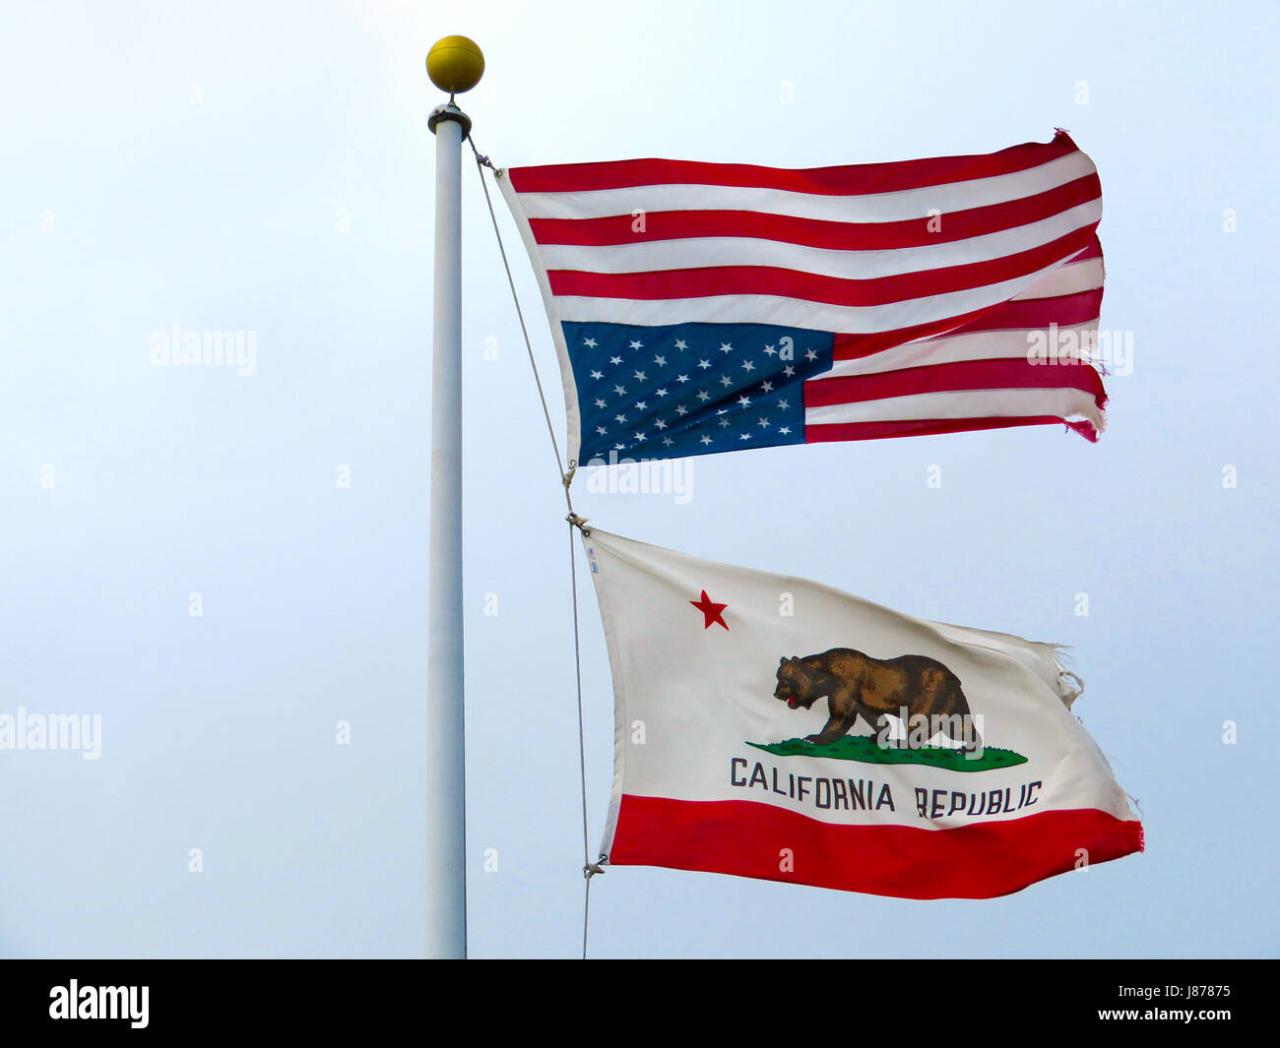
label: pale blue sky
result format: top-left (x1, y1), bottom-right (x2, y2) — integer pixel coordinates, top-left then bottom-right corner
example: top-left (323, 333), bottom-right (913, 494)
top-left (1, 0), bottom-right (1276, 957)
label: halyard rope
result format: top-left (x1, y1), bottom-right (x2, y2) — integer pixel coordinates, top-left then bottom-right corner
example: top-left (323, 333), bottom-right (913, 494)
top-left (468, 138), bottom-right (571, 493)
top-left (469, 136), bottom-right (597, 960)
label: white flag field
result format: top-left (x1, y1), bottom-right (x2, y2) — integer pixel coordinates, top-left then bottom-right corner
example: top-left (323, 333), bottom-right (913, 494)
top-left (583, 528), bottom-right (1142, 898)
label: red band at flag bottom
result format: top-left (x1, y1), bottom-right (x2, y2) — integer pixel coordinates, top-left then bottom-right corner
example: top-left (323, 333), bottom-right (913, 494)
top-left (608, 794), bottom-right (1143, 899)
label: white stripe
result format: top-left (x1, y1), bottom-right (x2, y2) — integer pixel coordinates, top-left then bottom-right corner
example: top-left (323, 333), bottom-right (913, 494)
top-left (817, 322), bottom-right (1100, 379)
top-left (536, 201), bottom-right (1101, 282)
top-left (804, 386), bottom-right (1105, 429)
top-left (517, 150), bottom-right (1097, 223)
top-left (1011, 256), bottom-right (1104, 300)
top-left (552, 254), bottom-right (1083, 334)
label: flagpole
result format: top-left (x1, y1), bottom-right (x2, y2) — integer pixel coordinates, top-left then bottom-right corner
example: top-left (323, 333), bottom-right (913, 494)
top-left (424, 35), bottom-right (484, 961)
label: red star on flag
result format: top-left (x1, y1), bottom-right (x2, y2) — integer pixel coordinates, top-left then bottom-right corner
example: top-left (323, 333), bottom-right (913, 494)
top-left (689, 589), bottom-right (729, 630)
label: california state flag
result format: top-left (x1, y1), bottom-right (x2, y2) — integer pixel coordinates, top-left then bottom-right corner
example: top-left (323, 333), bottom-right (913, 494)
top-left (583, 528), bottom-right (1143, 899)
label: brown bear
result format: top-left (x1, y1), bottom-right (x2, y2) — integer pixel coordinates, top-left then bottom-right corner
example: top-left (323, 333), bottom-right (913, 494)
top-left (773, 648), bottom-right (981, 750)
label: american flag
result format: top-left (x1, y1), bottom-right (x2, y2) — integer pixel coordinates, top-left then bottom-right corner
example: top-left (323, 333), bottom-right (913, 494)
top-left (499, 130), bottom-right (1106, 465)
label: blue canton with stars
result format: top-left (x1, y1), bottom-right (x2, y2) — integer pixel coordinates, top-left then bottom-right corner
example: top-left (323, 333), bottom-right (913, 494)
top-left (564, 322), bottom-right (834, 464)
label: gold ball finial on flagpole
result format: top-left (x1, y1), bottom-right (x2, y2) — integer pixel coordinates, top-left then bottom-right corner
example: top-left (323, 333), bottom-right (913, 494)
top-left (426, 35), bottom-right (484, 95)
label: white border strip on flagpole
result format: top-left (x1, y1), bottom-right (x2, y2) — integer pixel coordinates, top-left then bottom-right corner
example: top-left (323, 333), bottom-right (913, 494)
top-left (496, 173), bottom-right (584, 466)
top-left (579, 530), bottom-right (627, 862)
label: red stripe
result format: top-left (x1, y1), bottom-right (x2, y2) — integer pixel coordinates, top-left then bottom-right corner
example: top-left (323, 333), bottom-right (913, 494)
top-left (1069, 236), bottom-right (1103, 262)
top-left (830, 287), bottom-right (1103, 360)
top-left (547, 227), bottom-right (1098, 308)
top-left (527, 174), bottom-right (1101, 250)
top-left (806, 415), bottom-right (1101, 443)
top-left (509, 131), bottom-right (1080, 195)
top-left (950, 287), bottom-right (1105, 331)
top-left (610, 794), bottom-right (1141, 899)
top-left (803, 358), bottom-right (1107, 409)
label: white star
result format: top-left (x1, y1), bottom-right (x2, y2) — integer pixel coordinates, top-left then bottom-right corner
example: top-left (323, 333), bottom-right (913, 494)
top-left (763, 344), bottom-right (777, 357)
top-left (805, 349), bottom-right (818, 361)
top-left (674, 339), bottom-right (688, 351)
top-left (634, 370), bottom-right (647, 381)
top-left (583, 337), bottom-right (598, 348)
top-left (738, 432), bottom-right (752, 441)
top-left (655, 388), bottom-right (668, 398)
top-left (590, 370), bottom-right (604, 380)
top-left (676, 373), bottom-right (689, 383)
top-left (596, 426), bottom-right (608, 435)
top-left (610, 355), bottom-right (623, 366)
top-left (614, 443), bottom-right (626, 451)
top-left (653, 354), bottom-right (667, 367)
top-left (783, 365), bottom-right (796, 377)
top-left (594, 398), bottom-right (607, 409)
top-left (662, 437), bottom-right (674, 446)
top-left (629, 340), bottom-right (644, 350)
top-left (614, 414), bottom-right (628, 423)
top-left (760, 380), bottom-right (774, 393)
top-left (718, 418), bottom-right (731, 428)
top-left (757, 417), bottom-right (771, 428)
top-left (740, 360), bottom-right (755, 372)
top-left (634, 401), bottom-right (648, 411)
top-left (715, 408), bottom-right (728, 415)
top-left (778, 426), bottom-right (792, 435)
top-left (614, 384), bottom-right (627, 395)
top-left (634, 432), bottom-right (647, 442)
top-left (655, 419), bottom-right (668, 430)
top-left (719, 342), bottom-right (734, 354)
top-left (700, 435), bottom-right (713, 445)
top-left (697, 359), bottom-right (712, 370)
top-left (696, 390), bottom-right (710, 402)
top-left (737, 395), bottom-right (752, 408)
top-left (675, 404), bottom-right (689, 416)
top-left (778, 398), bottom-right (790, 410)
top-left (719, 375), bottom-right (733, 387)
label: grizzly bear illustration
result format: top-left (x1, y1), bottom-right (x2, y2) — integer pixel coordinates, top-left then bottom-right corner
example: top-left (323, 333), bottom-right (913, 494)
top-left (774, 648), bottom-right (981, 750)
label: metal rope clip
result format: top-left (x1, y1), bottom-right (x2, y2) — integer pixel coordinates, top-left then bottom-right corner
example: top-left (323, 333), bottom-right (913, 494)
top-left (566, 512), bottom-right (590, 535)
top-left (583, 855), bottom-right (607, 879)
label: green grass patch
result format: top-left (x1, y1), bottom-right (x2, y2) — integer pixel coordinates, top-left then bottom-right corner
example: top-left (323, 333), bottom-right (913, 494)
top-left (747, 735), bottom-right (1027, 773)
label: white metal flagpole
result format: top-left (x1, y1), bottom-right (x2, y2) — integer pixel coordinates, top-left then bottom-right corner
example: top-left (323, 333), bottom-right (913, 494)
top-left (424, 35), bottom-right (484, 961)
